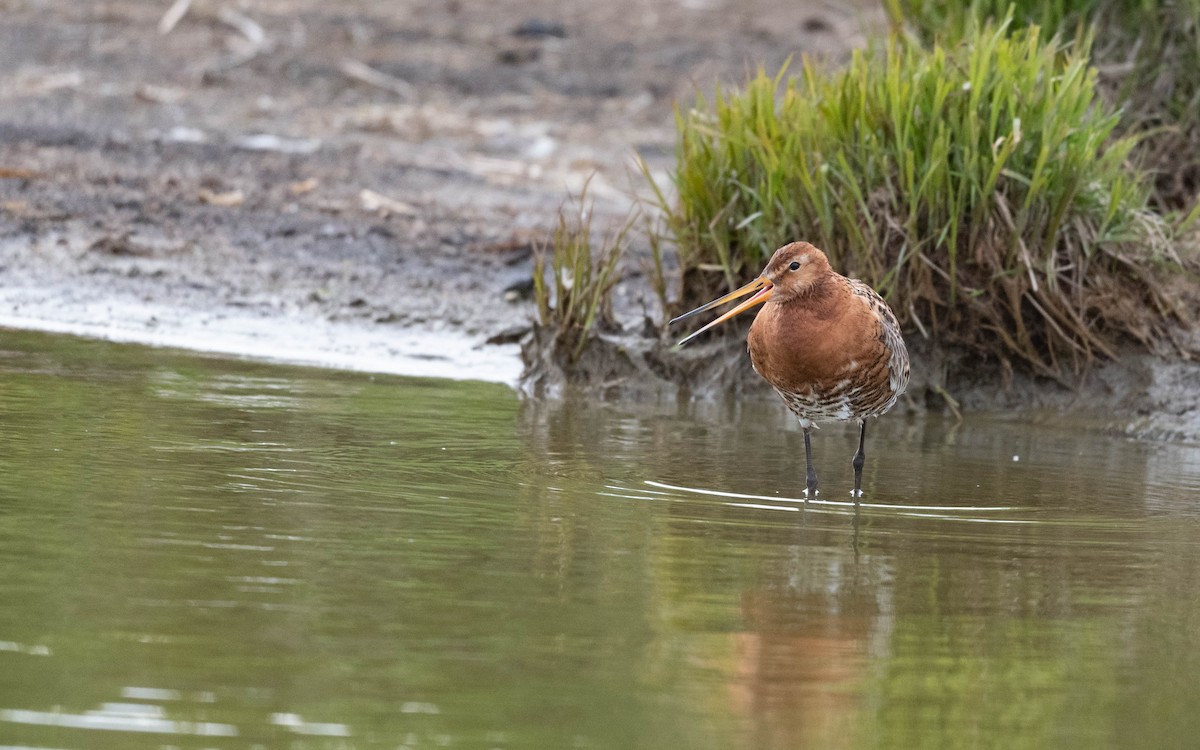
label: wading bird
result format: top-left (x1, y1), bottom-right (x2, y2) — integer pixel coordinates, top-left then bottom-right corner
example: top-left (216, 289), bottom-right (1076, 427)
top-left (672, 242), bottom-right (909, 501)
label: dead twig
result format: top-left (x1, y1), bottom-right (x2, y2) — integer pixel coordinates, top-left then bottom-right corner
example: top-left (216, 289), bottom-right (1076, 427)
top-left (932, 384), bottom-right (963, 422)
top-left (158, 0), bottom-right (192, 35)
top-left (135, 84), bottom-right (187, 104)
top-left (217, 6), bottom-right (265, 49)
top-left (339, 59), bottom-right (416, 100)
top-left (289, 178), bottom-right (319, 195)
top-left (360, 189), bottom-right (418, 216)
top-left (199, 5), bottom-right (267, 78)
top-left (0, 168), bottom-right (39, 179)
top-left (198, 188), bottom-right (245, 207)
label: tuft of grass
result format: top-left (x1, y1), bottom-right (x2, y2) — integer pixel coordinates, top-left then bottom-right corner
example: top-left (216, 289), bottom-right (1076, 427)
top-left (532, 183), bottom-right (632, 363)
top-left (883, 0), bottom-right (1098, 44)
top-left (648, 17), bottom-right (1186, 379)
top-left (887, 0), bottom-right (1200, 212)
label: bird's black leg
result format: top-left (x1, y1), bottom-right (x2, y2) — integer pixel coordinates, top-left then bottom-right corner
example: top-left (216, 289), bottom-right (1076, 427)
top-left (802, 425), bottom-right (819, 500)
top-left (851, 419), bottom-right (866, 501)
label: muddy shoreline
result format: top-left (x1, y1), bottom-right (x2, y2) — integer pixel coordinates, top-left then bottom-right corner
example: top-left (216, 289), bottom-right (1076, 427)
top-left (2, 1), bottom-right (1197, 442)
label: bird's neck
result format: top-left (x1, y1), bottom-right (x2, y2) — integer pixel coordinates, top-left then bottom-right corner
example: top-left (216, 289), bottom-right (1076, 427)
top-left (770, 275), bottom-right (836, 312)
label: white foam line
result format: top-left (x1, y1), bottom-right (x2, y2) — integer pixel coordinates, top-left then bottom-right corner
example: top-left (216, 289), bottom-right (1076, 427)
top-left (896, 513), bottom-right (1045, 525)
top-left (597, 492), bottom-right (666, 502)
top-left (0, 641), bottom-right (51, 656)
top-left (618, 485), bottom-right (672, 496)
top-left (603, 491), bottom-right (838, 516)
top-left (271, 712), bottom-right (351, 737)
top-left (0, 708), bottom-right (237, 736)
top-left (121, 687), bottom-right (182, 701)
top-left (644, 480), bottom-right (1017, 512)
top-left (722, 501), bottom-right (799, 512)
top-left (0, 298), bottom-right (521, 385)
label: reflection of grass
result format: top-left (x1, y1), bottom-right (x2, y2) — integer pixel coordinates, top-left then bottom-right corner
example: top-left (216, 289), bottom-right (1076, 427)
top-left (886, 0), bottom-right (1200, 212)
top-left (533, 182), bottom-right (632, 363)
top-left (647, 18), bottom-right (1185, 378)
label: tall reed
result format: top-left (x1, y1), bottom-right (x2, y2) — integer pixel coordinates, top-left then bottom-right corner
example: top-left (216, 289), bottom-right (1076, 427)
top-left (533, 183), bottom-right (632, 363)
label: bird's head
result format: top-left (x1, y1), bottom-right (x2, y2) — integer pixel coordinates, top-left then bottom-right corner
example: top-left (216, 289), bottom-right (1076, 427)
top-left (670, 241), bottom-right (832, 346)
top-left (759, 242), bottom-right (832, 303)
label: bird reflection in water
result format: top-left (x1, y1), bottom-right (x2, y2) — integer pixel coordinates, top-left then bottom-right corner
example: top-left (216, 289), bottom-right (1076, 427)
top-left (727, 542), bottom-right (884, 749)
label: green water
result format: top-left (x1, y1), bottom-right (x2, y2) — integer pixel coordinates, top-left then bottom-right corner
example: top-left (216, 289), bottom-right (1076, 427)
top-left (1, 331), bottom-right (1199, 749)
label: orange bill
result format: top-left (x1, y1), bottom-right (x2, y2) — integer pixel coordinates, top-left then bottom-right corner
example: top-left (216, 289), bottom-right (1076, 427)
top-left (671, 277), bottom-right (773, 347)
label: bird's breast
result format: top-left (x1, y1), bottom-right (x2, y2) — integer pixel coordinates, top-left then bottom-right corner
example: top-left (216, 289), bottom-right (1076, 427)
top-left (748, 292), bottom-right (900, 420)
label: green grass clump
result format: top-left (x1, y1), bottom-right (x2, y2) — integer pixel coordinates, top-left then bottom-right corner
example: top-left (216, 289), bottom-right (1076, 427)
top-left (532, 184), bottom-right (631, 363)
top-left (888, 0), bottom-right (1200, 211)
top-left (883, 0), bottom-right (1098, 44)
top-left (651, 19), bottom-right (1184, 378)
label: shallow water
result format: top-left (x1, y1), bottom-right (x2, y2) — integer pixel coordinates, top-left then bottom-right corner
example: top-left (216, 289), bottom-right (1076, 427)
top-left (1, 331), bottom-right (1199, 750)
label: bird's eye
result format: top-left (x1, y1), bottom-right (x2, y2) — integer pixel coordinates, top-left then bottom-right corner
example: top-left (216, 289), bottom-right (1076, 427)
top-left (788, 261), bottom-right (801, 271)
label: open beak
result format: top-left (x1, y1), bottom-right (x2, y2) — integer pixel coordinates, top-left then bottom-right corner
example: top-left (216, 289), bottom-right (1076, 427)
top-left (670, 277), bottom-right (773, 347)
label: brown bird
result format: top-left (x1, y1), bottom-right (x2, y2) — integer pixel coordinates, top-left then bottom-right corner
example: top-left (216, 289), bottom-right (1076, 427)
top-left (672, 241), bottom-right (909, 501)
